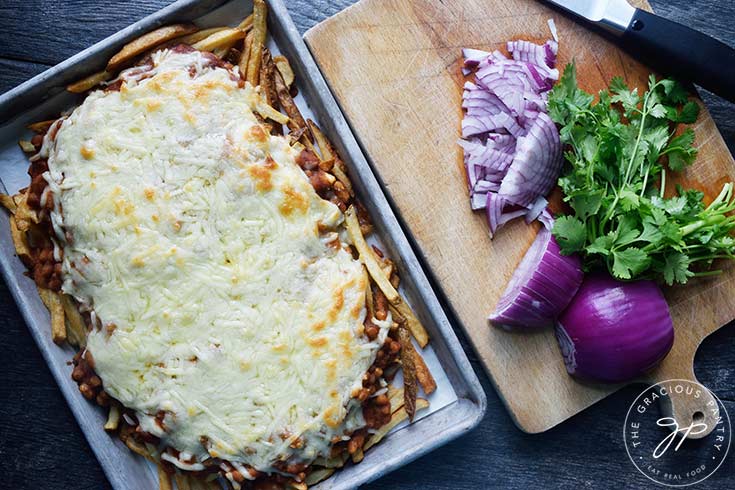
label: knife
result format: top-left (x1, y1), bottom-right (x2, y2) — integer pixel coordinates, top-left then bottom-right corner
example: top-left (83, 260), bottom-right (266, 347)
top-left (545, 0), bottom-right (735, 103)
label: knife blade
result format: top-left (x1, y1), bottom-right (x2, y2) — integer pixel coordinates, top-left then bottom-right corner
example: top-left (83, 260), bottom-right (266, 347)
top-left (545, 0), bottom-right (735, 103)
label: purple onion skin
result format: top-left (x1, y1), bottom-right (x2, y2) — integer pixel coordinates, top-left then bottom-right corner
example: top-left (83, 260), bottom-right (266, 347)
top-left (489, 230), bottom-right (583, 329)
top-left (556, 273), bottom-right (674, 383)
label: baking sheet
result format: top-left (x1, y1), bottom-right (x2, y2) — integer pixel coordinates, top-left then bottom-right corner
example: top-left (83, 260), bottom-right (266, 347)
top-left (0, 1), bottom-right (484, 489)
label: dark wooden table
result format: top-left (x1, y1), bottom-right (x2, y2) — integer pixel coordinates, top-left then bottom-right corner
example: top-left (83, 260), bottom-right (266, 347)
top-left (0, 1), bottom-right (733, 489)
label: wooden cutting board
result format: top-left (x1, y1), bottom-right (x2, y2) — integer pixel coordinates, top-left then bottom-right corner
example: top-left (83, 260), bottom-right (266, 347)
top-left (304, 0), bottom-right (735, 433)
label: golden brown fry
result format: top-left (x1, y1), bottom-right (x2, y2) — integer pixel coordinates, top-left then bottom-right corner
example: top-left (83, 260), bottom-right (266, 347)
top-left (9, 217), bottom-right (31, 264)
top-left (13, 192), bottom-right (39, 226)
top-left (213, 39), bottom-right (240, 59)
top-left (237, 13), bottom-right (254, 31)
top-left (18, 140), bottom-right (37, 153)
top-left (288, 482), bottom-right (307, 490)
top-left (305, 468), bottom-right (335, 486)
top-left (255, 98), bottom-right (289, 125)
top-left (192, 28), bottom-right (246, 52)
top-left (363, 398), bottom-right (429, 452)
top-left (308, 120), bottom-right (353, 196)
top-left (365, 271), bottom-right (375, 320)
top-left (273, 58), bottom-right (308, 136)
top-left (238, 30), bottom-right (254, 78)
top-left (38, 287), bottom-right (66, 344)
top-left (313, 452), bottom-right (349, 468)
top-left (397, 325), bottom-right (418, 421)
top-left (260, 49), bottom-right (282, 134)
top-left (67, 70), bottom-right (113, 94)
top-left (246, 0), bottom-right (268, 86)
top-left (60, 294), bottom-right (87, 348)
top-left (107, 24), bottom-right (197, 71)
top-left (175, 26), bottom-right (227, 45)
top-left (104, 403), bottom-right (120, 431)
top-left (346, 207), bottom-right (398, 301)
top-left (158, 465), bottom-right (173, 490)
top-left (27, 119), bottom-right (55, 133)
top-left (414, 348), bottom-right (437, 394)
top-left (0, 194), bottom-right (17, 213)
top-left (390, 301), bottom-right (429, 348)
top-left (351, 447), bottom-right (365, 463)
top-left (387, 385), bottom-right (404, 413)
top-left (273, 55), bottom-right (295, 88)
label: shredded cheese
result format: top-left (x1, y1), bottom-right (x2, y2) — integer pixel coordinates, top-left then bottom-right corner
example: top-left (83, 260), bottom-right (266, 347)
top-left (44, 49), bottom-right (390, 473)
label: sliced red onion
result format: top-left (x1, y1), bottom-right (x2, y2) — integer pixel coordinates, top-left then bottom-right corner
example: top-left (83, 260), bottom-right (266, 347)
top-left (462, 48), bottom-right (493, 69)
top-left (489, 220), bottom-right (583, 328)
top-left (485, 193), bottom-right (527, 236)
top-left (459, 35), bottom-right (562, 235)
top-left (556, 274), bottom-right (675, 383)
top-left (498, 112), bottom-right (561, 207)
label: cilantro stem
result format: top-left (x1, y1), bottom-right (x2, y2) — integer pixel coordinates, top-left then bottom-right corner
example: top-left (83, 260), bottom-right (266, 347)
top-left (659, 169), bottom-right (666, 199)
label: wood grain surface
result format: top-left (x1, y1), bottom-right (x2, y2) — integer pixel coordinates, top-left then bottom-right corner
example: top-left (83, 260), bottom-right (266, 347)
top-left (304, 0), bottom-right (735, 435)
top-left (0, 1), bottom-right (733, 489)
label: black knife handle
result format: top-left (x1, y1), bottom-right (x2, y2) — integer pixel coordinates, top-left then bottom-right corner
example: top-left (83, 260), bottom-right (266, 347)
top-left (620, 9), bottom-right (735, 103)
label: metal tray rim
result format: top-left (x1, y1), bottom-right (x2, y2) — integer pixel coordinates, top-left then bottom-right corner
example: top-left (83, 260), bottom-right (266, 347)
top-left (0, 0), bottom-right (487, 488)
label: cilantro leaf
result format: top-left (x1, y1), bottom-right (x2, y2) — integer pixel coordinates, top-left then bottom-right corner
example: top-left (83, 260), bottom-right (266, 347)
top-left (612, 248), bottom-right (651, 280)
top-left (552, 216), bottom-right (587, 254)
top-left (661, 252), bottom-right (693, 285)
top-left (665, 129), bottom-right (697, 171)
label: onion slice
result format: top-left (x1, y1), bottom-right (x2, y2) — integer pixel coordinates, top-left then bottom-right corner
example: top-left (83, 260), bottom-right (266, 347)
top-left (556, 273), bottom-right (674, 383)
top-left (489, 217), bottom-right (583, 328)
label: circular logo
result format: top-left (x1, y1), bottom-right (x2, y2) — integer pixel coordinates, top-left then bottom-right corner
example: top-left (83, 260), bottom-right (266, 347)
top-left (624, 379), bottom-right (731, 487)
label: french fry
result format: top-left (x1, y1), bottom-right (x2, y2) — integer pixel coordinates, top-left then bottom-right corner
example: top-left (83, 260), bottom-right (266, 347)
top-left (27, 119), bottom-right (55, 133)
top-left (18, 140), bottom-right (37, 153)
top-left (397, 325), bottom-right (418, 421)
top-left (389, 301), bottom-right (429, 348)
top-left (260, 49), bottom-right (282, 134)
top-left (238, 30), bottom-right (254, 78)
top-left (288, 482), bottom-right (307, 490)
top-left (305, 468), bottom-right (335, 486)
top-left (0, 194), bottom-right (17, 213)
top-left (387, 385), bottom-right (404, 413)
top-left (104, 404), bottom-right (120, 431)
top-left (363, 399), bottom-right (429, 452)
top-left (213, 39), bottom-right (240, 59)
top-left (9, 217), bottom-right (31, 264)
top-left (351, 448), bottom-right (365, 463)
top-left (175, 26), bottom-right (227, 46)
top-left (38, 287), bottom-right (66, 344)
top-left (67, 70), bottom-right (113, 94)
top-left (107, 24), bottom-right (197, 71)
top-left (237, 13), bottom-right (254, 31)
top-left (307, 120), bottom-right (353, 195)
top-left (414, 348), bottom-right (437, 394)
top-left (13, 192), bottom-right (39, 226)
top-left (246, 0), bottom-right (268, 86)
top-left (273, 56), bottom-right (308, 135)
top-left (344, 206), bottom-right (398, 302)
top-left (313, 452), bottom-right (349, 468)
top-left (61, 294), bottom-right (87, 348)
top-left (158, 464), bottom-right (173, 490)
top-left (191, 28), bottom-right (246, 52)
top-left (255, 99), bottom-right (289, 125)
top-left (346, 207), bottom-right (429, 346)
top-left (273, 55), bottom-right (295, 88)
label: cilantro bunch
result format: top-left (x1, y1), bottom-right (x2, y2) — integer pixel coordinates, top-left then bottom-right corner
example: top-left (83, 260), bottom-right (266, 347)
top-left (547, 63), bottom-right (735, 285)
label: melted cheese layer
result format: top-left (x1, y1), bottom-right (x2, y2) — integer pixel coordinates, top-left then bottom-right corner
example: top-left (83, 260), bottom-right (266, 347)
top-left (44, 49), bottom-right (388, 472)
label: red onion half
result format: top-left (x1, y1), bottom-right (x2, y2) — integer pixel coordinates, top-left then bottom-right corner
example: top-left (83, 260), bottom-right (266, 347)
top-left (556, 274), bottom-right (675, 383)
top-left (489, 217), bottom-right (583, 329)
